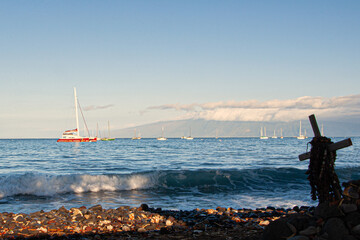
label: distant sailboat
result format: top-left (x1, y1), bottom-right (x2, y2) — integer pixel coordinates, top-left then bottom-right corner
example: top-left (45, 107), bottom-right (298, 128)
top-left (184, 127), bottom-right (194, 140)
top-left (272, 129), bottom-right (278, 139)
top-left (157, 127), bottom-right (167, 141)
top-left (101, 121), bottom-right (115, 141)
top-left (132, 128), bottom-right (141, 140)
top-left (280, 128), bottom-right (284, 139)
top-left (260, 127), bottom-right (269, 139)
top-left (297, 121), bottom-right (306, 139)
top-left (57, 87), bottom-right (97, 142)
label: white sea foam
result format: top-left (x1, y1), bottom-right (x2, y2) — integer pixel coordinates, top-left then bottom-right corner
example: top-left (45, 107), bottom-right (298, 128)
top-left (0, 173), bottom-right (157, 198)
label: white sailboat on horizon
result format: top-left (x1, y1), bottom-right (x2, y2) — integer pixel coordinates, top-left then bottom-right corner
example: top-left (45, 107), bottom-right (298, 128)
top-left (272, 129), bottom-right (278, 139)
top-left (157, 127), bottom-right (167, 141)
top-left (260, 126), bottom-right (269, 139)
top-left (297, 120), bottom-right (306, 139)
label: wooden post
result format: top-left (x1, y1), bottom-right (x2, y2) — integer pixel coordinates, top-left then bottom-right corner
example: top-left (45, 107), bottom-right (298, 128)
top-left (299, 114), bottom-right (353, 203)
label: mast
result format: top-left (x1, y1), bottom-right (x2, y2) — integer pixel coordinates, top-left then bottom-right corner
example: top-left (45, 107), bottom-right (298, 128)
top-left (74, 87), bottom-right (80, 137)
top-left (299, 121), bottom-right (302, 137)
top-left (108, 121), bottom-right (111, 138)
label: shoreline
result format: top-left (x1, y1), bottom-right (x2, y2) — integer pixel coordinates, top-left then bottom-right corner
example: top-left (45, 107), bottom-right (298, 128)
top-left (0, 204), bottom-right (305, 239)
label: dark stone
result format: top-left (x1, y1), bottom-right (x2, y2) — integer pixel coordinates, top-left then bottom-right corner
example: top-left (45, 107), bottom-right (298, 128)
top-left (216, 206), bottom-right (226, 212)
top-left (322, 217), bottom-right (349, 240)
top-left (262, 218), bottom-right (295, 240)
top-left (159, 227), bottom-right (169, 234)
top-left (89, 204), bottom-right (103, 212)
top-left (287, 213), bottom-right (314, 232)
top-left (293, 206), bottom-right (300, 212)
top-left (344, 211), bottom-right (360, 229)
top-left (315, 202), bottom-right (344, 219)
top-left (139, 204), bottom-right (149, 211)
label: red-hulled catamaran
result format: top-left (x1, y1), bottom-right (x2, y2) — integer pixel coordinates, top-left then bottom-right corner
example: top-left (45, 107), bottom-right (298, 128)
top-left (57, 88), bottom-right (97, 142)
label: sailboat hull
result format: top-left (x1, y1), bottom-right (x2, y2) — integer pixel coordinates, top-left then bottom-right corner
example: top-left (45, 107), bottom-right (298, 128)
top-left (100, 138), bottom-right (115, 141)
top-left (57, 138), bottom-right (92, 142)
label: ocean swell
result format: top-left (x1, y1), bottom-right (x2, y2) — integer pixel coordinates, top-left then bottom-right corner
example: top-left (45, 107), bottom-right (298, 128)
top-left (1, 167), bottom-right (359, 198)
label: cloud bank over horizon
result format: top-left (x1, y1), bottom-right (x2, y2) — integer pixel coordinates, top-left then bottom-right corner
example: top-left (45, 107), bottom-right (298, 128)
top-left (147, 94), bottom-right (360, 122)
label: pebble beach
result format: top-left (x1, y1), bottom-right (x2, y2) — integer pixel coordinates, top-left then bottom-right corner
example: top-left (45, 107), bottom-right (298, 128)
top-left (0, 203), bottom-right (297, 239)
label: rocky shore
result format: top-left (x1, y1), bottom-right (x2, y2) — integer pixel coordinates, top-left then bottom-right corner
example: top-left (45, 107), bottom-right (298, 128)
top-left (263, 180), bottom-right (360, 240)
top-left (0, 203), bottom-right (303, 240)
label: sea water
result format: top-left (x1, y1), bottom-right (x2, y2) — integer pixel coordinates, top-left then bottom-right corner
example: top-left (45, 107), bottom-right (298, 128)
top-left (0, 137), bottom-right (359, 214)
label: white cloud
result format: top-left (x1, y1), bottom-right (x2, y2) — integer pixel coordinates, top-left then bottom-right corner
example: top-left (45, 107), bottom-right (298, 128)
top-left (147, 94), bottom-right (360, 122)
top-left (83, 104), bottom-right (114, 111)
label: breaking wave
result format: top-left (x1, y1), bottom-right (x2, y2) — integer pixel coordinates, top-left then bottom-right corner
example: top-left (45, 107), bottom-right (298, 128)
top-left (1, 167), bottom-right (359, 198)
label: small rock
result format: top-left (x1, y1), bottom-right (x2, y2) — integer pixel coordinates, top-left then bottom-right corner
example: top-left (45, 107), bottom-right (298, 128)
top-left (323, 217), bottom-right (349, 240)
top-left (89, 204), bottom-right (103, 211)
top-left (122, 225), bottom-right (131, 231)
top-left (139, 203), bottom-right (149, 211)
top-left (288, 236), bottom-right (310, 240)
top-left (166, 219), bottom-right (173, 226)
top-left (299, 226), bottom-right (317, 236)
top-left (341, 204), bottom-right (358, 213)
top-left (351, 224), bottom-right (360, 235)
top-left (259, 220), bottom-right (270, 226)
top-left (315, 202), bottom-right (344, 219)
top-left (262, 219), bottom-right (295, 240)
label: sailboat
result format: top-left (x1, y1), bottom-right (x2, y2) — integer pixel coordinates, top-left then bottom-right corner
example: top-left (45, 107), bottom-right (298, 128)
top-left (57, 88), bottom-right (97, 142)
top-left (297, 120), bottom-right (306, 139)
top-left (157, 127), bottom-right (167, 141)
top-left (184, 127), bottom-right (194, 140)
top-left (271, 129), bottom-right (278, 139)
top-left (101, 121), bottom-right (115, 141)
top-left (280, 128), bottom-right (284, 139)
top-left (260, 127), bottom-right (269, 139)
top-left (132, 128), bottom-right (141, 140)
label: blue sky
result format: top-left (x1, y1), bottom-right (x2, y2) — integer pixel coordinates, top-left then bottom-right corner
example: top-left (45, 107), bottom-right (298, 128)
top-left (0, 1), bottom-right (359, 138)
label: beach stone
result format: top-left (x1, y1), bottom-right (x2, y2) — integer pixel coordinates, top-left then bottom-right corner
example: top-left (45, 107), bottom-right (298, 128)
top-left (259, 220), bottom-right (270, 226)
top-left (322, 217), bottom-right (349, 240)
top-left (139, 203), bottom-right (149, 211)
top-left (58, 206), bottom-right (68, 213)
top-left (299, 226), bottom-right (317, 236)
top-left (262, 218), bottom-right (295, 240)
top-left (351, 224), bottom-right (360, 235)
top-left (315, 202), bottom-right (344, 219)
top-left (71, 208), bottom-right (83, 216)
top-left (89, 204), bottom-right (103, 211)
top-left (344, 186), bottom-right (360, 199)
top-left (122, 225), bottom-right (131, 231)
top-left (287, 213), bottom-right (314, 232)
top-left (288, 236), bottom-right (310, 240)
top-left (344, 212), bottom-right (360, 229)
top-left (342, 235), bottom-right (358, 240)
top-left (13, 215), bottom-right (25, 222)
top-left (342, 204), bottom-right (358, 213)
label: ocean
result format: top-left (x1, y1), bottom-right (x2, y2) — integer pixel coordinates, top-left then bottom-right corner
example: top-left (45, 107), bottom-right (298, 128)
top-left (0, 137), bottom-right (359, 214)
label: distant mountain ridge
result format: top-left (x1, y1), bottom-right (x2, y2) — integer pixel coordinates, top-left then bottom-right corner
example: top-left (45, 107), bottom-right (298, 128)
top-left (113, 119), bottom-right (360, 138)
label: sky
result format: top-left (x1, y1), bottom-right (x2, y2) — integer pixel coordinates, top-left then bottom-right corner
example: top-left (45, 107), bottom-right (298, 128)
top-left (0, 1), bottom-right (359, 138)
